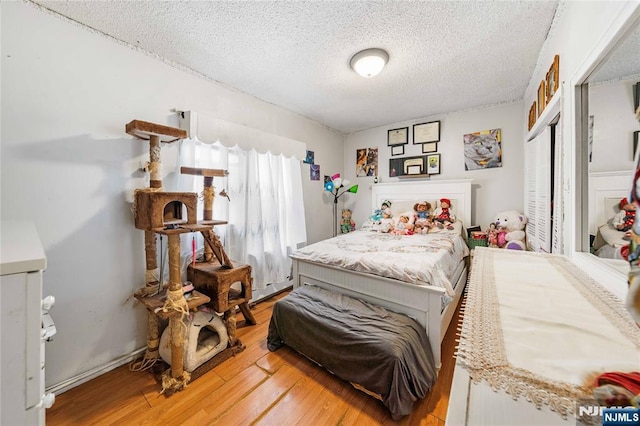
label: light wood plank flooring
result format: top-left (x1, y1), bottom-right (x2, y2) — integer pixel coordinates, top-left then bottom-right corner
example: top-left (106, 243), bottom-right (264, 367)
top-left (47, 289), bottom-right (462, 425)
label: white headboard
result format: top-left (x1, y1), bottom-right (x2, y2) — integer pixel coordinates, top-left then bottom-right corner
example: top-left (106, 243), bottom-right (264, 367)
top-left (371, 179), bottom-right (473, 228)
top-left (589, 170), bottom-right (633, 235)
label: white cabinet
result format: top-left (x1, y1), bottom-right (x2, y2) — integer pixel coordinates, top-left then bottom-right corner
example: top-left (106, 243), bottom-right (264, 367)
top-left (1, 221), bottom-right (55, 425)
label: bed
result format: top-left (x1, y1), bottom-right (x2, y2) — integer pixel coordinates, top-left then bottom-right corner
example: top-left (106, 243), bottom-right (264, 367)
top-left (589, 171), bottom-right (633, 261)
top-left (267, 284), bottom-right (437, 419)
top-left (290, 179), bottom-right (473, 372)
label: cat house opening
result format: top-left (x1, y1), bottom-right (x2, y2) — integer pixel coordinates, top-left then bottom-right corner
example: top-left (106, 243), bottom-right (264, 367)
top-left (162, 200), bottom-right (187, 226)
top-left (159, 310), bottom-right (229, 372)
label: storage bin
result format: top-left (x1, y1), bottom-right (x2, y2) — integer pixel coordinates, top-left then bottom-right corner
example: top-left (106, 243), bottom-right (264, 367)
top-left (468, 231), bottom-right (488, 250)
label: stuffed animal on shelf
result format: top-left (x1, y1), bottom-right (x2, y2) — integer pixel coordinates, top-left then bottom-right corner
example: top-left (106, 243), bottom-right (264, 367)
top-left (433, 198), bottom-right (455, 230)
top-left (493, 210), bottom-right (528, 250)
top-left (340, 209), bottom-right (356, 234)
top-left (413, 201), bottom-right (432, 234)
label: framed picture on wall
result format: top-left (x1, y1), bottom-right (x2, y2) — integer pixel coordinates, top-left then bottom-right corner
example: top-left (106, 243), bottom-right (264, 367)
top-left (391, 144), bottom-right (405, 156)
top-left (413, 121), bottom-right (441, 144)
top-left (537, 80), bottom-right (546, 116)
top-left (388, 127), bottom-right (408, 146)
top-left (634, 82), bottom-right (640, 112)
top-left (545, 55), bottom-right (560, 101)
top-left (356, 147), bottom-right (378, 177)
top-left (427, 154), bottom-right (441, 175)
top-left (528, 101), bottom-right (537, 130)
top-left (421, 142), bottom-right (437, 153)
top-left (389, 155), bottom-right (427, 177)
top-left (634, 131), bottom-right (639, 161)
top-left (404, 157), bottom-right (424, 175)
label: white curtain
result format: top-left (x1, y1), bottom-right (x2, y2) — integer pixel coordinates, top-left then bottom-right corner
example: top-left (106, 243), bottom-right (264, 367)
top-left (173, 138), bottom-right (306, 290)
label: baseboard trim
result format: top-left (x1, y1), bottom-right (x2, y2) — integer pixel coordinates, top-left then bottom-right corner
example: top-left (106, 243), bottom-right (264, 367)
top-left (46, 347), bottom-right (146, 395)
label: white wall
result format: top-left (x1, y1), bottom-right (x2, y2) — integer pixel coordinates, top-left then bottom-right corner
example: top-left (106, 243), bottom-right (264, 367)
top-left (343, 102), bottom-right (526, 230)
top-left (1, 1), bottom-right (343, 389)
top-left (589, 78), bottom-right (640, 172)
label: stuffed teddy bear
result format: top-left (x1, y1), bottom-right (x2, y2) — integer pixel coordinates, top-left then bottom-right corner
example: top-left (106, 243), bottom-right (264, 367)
top-left (493, 210), bottom-right (527, 250)
top-left (340, 209), bottom-right (356, 234)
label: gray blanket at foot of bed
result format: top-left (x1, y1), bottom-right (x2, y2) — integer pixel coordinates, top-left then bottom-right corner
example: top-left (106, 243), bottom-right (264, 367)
top-left (267, 285), bottom-right (436, 419)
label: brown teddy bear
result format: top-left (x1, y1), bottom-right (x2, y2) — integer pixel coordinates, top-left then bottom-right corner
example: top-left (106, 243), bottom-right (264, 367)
top-left (340, 209), bottom-right (356, 234)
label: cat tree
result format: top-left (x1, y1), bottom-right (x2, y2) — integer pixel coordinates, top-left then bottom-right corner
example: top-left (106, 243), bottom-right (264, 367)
top-left (126, 119), bottom-right (254, 394)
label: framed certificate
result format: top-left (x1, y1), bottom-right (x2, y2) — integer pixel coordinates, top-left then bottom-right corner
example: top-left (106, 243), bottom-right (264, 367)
top-left (413, 121), bottom-right (440, 144)
top-left (404, 158), bottom-right (424, 175)
top-left (421, 142), bottom-right (437, 153)
top-left (391, 145), bottom-right (405, 156)
top-left (387, 127), bottom-right (408, 146)
top-left (389, 155), bottom-right (430, 177)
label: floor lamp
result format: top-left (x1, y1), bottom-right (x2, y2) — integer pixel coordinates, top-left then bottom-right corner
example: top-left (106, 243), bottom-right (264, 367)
top-left (324, 173), bottom-right (358, 237)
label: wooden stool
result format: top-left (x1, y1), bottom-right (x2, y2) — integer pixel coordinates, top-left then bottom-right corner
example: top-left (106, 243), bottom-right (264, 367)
top-left (187, 262), bottom-right (257, 327)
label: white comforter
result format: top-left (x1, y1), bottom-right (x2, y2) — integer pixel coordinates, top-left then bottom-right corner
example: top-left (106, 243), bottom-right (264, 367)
top-left (290, 230), bottom-right (469, 298)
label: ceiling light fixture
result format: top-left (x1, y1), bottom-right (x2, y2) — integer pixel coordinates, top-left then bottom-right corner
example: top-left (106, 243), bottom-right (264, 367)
top-left (350, 48), bottom-right (389, 78)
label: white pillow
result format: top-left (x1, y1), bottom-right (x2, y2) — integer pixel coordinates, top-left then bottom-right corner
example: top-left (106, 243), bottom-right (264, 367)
top-left (598, 222), bottom-right (628, 247)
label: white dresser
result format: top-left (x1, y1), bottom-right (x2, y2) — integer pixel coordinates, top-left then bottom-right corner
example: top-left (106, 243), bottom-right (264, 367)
top-left (1, 221), bottom-right (56, 425)
top-left (446, 248), bottom-right (637, 426)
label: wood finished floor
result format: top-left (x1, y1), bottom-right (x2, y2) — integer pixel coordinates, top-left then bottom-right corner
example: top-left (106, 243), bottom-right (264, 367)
top-left (47, 290), bottom-right (462, 426)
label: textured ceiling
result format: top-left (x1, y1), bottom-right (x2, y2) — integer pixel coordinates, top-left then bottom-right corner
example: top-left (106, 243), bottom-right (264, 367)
top-left (33, 0), bottom-right (559, 134)
top-left (591, 23), bottom-right (640, 84)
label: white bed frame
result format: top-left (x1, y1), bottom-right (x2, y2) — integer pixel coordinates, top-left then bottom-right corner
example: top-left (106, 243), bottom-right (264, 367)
top-left (291, 179), bottom-right (473, 372)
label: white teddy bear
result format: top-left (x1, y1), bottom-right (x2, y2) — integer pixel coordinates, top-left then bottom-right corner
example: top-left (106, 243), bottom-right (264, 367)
top-left (493, 210), bottom-right (527, 250)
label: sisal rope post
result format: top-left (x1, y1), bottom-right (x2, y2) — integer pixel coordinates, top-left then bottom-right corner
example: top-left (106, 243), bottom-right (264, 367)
top-left (224, 309), bottom-right (237, 346)
top-left (130, 189), bottom-right (163, 371)
top-left (203, 176), bottom-right (215, 262)
top-left (166, 234), bottom-right (187, 380)
top-left (149, 135), bottom-right (162, 189)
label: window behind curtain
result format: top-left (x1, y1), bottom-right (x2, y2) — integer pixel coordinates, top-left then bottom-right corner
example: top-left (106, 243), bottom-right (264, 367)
top-left (174, 138), bottom-right (306, 290)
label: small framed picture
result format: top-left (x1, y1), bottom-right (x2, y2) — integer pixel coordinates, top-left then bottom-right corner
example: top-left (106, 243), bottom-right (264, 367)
top-left (389, 155), bottom-right (426, 177)
top-left (310, 164), bottom-right (320, 180)
top-left (388, 127), bottom-right (408, 146)
top-left (537, 80), bottom-right (546, 116)
top-left (427, 154), bottom-right (441, 175)
top-left (421, 142), bottom-right (438, 153)
top-left (391, 144), bottom-right (405, 156)
top-left (413, 121), bottom-right (441, 144)
top-left (528, 101), bottom-right (537, 130)
top-left (303, 150), bottom-right (315, 164)
top-left (634, 82), bottom-right (640, 112)
top-left (545, 55), bottom-right (560, 102)
top-left (403, 157), bottom-right (425, 175)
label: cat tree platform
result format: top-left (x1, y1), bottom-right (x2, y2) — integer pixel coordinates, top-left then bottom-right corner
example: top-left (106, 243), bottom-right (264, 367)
top-left (125, 120), bottom-right (187, 142)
